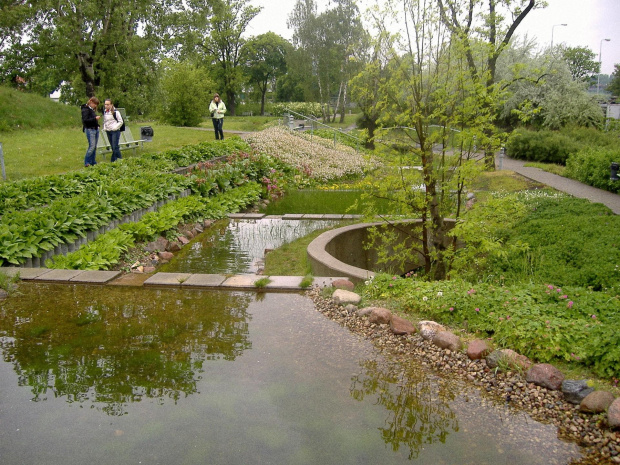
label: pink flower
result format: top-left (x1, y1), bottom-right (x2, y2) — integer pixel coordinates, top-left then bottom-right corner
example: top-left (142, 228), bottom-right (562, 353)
top-left (475, 308), bottom-right (480, 312)
top-left (567, 301), bottom-right (574, 309)
top-left (547, 284), bottom-right (554, 290)
top-left (449, 307), bottom-right (454, 311)
top-left (591, 314), bottom-right (597, 319)
top-left (560, 295), bottom-right (568, 299)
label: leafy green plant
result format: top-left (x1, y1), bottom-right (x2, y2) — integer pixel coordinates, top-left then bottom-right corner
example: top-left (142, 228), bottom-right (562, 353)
top-left (253, 277), bottom-right (271, 288)
top-left (299, 274), bottom-right (314, 289)
top-left (565, 146), bottom-right (620, 193)
top-left (505, 128), bottom-right (581, 164)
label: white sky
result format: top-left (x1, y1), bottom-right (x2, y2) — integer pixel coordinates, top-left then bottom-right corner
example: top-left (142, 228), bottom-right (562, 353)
top-left (247, 0), bottom-right (620, 76)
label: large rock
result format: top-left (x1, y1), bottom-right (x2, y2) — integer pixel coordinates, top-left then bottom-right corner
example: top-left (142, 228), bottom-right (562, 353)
top-left (145, 236), bottom-right (169, 252)
top-left (418, 321), bottom-right (445, 341)
top-left (179, 236), bottom-right (190, 245)
top-left (369, 307), bottom-right (392, 325)
top-left (580, 391), bottom-right (615, 413)
top-left (357, 307), bottom-right (376, 317)
top-left (391, 316), bottom-right (416, 335)
top-left (562, 380), bottom-right (595, 405)
top-left (332, 289), bottom-right (361, 305)
top-left (0, 289), bottom-right (8, 300)
top-left (467, 339), bottom-right (491, 360)
top-left (486, 349), bottom-right (531, 372)
top-left (433, 331), bottom-right (463, 351)
top-left (167, 241), bottom-right (182, 252)
top-left (332, 279), bottom-right (355, 292)
top-left (158, 251), bottom-right (174, 261)
top-left (608, 398), bottom-right (620, 429)
top-left (526, 363), bottom-right (565, 391)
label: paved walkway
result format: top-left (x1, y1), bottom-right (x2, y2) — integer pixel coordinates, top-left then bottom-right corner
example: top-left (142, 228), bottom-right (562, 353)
top-left (0, 267), bottom-right (346, 291)
top-left (498, 156), bottom-right (620, 215)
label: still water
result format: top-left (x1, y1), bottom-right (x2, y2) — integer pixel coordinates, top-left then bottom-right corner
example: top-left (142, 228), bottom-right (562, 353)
top-left (161, 218), bottom-right (341, 274)
top-left (0, 284), bottom-right (581, 464)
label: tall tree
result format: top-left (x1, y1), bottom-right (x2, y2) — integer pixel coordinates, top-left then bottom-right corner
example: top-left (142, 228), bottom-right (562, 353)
top-left (608, 64), bottom-right (620, 97)
top-left (288, 0), bottom-right (367, 122)
top-left (199, 0), bottom-right (261, 115)
top-left (0, 0), bottom-right (169, 114)
top-left (436, 0), bottom-right (543, 167)
top-left (561, 45), bottom-right (599, 83)
top-left (241, 33), bottom-right (289, 115)
top-left (362, 0), bottom-right (499, 280)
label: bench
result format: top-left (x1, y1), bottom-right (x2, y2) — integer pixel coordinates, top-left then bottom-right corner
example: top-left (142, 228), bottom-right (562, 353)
top-left (96, 108), bottom-right (148, 158)
top-left (241, 111), bottom-right (253, 116)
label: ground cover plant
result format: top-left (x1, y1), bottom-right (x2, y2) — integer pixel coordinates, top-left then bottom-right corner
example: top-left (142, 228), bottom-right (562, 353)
top-left (245, 126), bottom-right (379, 184)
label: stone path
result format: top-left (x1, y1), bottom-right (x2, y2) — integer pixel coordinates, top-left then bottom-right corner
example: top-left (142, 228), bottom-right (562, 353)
top-left (499, 155), bottom-right (620, 215)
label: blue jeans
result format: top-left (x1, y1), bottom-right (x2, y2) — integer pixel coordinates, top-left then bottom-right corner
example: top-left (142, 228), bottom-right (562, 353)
top-left (107, 130), bottom-right (122, 162)
top-left (84, 128), bottom-right (99, 166)
top-left (212, 118), bottom-right (224, 140)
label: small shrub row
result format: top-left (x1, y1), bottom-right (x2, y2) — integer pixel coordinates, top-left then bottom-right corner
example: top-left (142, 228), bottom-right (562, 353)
top-left (565, 146), bottom-right (620, 193)
top-left (505, 128), bottom-right (581, 164)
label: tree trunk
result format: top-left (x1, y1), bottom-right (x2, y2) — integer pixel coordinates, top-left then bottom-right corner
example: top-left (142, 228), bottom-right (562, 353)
top-left (77, 52), bottom-right (96, 98)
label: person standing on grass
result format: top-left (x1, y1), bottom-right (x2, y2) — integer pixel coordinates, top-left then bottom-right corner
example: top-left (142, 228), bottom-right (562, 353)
top-left (103, 99), bottom-right (124, 162)
top-left (209, 93), bottom-right (226, 140)
top-left (81, 97), bottom-right (100, 167)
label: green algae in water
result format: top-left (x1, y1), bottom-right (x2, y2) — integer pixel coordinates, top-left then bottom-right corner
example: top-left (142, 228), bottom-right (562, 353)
top-left (261, 189), bottom-right (393, 215)
top-left (0, 283), bottom-right (582, 465)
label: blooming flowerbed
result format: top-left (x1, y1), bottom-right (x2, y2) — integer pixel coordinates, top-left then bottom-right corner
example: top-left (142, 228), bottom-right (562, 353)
top-left (245, 126), bottom-right (379, 182)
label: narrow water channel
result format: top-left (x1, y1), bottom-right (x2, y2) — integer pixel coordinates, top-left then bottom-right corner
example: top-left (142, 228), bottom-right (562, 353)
top-left (0, 283), bottom-right (582, 464)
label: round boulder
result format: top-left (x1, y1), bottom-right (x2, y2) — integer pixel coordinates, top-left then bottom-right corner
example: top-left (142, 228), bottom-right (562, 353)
top-left (526, 363), bottom-right (565, 391)
top-left (433, 331), bottom-right (463, 352)
top-left (608, 398), bottom-right (620, 429)
top-left (390, 315), bottom-right (416, 335)
top-left (332, 279), bottom-right (355, 291)
top-left (467, 339), bottom-right (491, 360)
top-left (580, 391), bottom-right (615, 413)
top-left (418, 321), bottom-right (445, 341)
top-left (369, 307), bottom-right (392, 325)
top-left (561, 380), bottom-right (595, 405)
top-left (332, 289), bottom-right (361, 305)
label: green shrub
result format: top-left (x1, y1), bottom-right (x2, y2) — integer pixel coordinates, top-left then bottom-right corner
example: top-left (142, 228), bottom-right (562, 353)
top-left (505, 128), bottom-right (581, 164)
top-left (565, 146), bottom-right (620, 193)
top-left (270, 102), bottom-right (323, 118)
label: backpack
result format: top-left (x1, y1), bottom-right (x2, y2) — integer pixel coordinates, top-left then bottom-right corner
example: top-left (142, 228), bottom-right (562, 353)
top-left (111, 110), bottom-right (125, 132)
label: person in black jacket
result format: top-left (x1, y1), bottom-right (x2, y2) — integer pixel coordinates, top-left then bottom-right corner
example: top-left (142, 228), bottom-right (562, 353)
top-left (81, 97), bottom-right (100, 167)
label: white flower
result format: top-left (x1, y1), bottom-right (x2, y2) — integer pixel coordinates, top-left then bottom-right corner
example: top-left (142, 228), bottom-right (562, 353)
top-left (437, 291), bottom-right (443, 297)
top-left (422, 296), bottom-right (428, 301)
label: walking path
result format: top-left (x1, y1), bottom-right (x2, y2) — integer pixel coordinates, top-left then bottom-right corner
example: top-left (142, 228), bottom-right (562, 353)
top-left (499, 155), bottom-right (620, 215)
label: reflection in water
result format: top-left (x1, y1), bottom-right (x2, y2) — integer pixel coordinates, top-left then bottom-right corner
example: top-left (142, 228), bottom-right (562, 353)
top-left (351, 360), bottom-right (458, 460)
top-left (161, 218), bottom-right (340, 274)
top-left (0, 284), bottom-right (583, 464)
top-left (0, 284), bottom-right (252, 415)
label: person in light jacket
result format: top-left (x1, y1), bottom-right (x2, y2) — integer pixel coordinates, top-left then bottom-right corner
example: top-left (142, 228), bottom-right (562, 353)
top-left (103, 99), bottom-right (124, 162)
top-left (81, 97), bottom-right (100, 167)
top-left (208, 93), bottom-right (226, 140)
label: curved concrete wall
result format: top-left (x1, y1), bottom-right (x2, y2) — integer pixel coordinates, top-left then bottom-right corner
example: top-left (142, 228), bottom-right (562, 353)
top-left (307, 219), bottom-right (456, 283)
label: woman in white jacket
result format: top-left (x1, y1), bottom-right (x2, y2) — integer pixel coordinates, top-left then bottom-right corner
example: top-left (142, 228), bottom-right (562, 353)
top-left (208, 93), bottom-right (226, 140)
top-left (103, 99), bottom-right (124, 162)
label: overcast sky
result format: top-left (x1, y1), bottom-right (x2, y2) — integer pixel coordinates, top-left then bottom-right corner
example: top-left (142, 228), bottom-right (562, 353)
top-left (247, 0), bottom-right (620, 76)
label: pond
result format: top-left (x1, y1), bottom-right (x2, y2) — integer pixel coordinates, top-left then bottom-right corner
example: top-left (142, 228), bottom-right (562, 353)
top-left (0, 283), bottom-right (582, 464)
top-left (260, 189), bottom-right (393, 215)
top-left (161, 217), bottom-right (342, 274)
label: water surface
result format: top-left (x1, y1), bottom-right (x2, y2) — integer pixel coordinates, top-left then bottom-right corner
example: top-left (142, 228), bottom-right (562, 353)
top-left (0, 283), bottom-right (582, 464)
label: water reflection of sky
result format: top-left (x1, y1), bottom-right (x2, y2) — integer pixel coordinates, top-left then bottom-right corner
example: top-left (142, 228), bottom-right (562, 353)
top-left (0, 285), bottom-right (583, 465)
top-left (163, 218), bottom-right (341, 274)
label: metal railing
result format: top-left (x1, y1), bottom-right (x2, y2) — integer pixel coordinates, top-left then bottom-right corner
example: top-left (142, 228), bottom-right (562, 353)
top-left (282, 108), bottom-right (363, 152)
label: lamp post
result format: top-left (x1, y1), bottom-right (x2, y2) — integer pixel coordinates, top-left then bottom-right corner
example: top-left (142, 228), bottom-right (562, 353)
top-left (598, 38), bottom-right (611, 94)
top-left (551, 23), bottom-right (567, 48)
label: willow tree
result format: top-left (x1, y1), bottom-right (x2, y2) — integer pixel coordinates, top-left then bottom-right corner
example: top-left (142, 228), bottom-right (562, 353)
top-left (360, 0), bottom-right (503, 280)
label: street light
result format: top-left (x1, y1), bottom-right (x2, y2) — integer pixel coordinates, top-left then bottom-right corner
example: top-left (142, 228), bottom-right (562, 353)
top-left (551, 23), bottom-right (567, 48)
top-left (598, 38), bottom-right (611, 94)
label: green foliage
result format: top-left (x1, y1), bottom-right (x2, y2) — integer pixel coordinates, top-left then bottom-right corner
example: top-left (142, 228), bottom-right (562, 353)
top-left (0, 86), bottom-right (82, 132)
top-left (270, 102), bottom-right (323, 117)
top-left (565, 146), bottom-right (620, 193)
top-left (362, 275), bottom-right (620, 378)
top-left (482, 193), bottom-right (620, 292)
top-left (253, 277), bottom-right (271, 288)
top-left (158, 61), bottom-right (214, 126)
top-left (505, 128), bottom-right (581, 164)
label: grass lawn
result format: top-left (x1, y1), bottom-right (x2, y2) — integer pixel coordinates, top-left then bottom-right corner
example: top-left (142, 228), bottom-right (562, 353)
top-left (0, 124), bottom-right (217, 180)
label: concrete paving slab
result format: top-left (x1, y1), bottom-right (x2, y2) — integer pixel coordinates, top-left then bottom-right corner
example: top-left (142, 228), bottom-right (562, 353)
top-left (264, 276), bottom-right (305, 290)
top-left (282, 214), bottom-right (304, 220)
top-left (264, 215), bottom-right (282, 219)
top-left (221, 274), bottom-right (262, 288)
top-left (301, 214), bottom-right (325, 219)
top-left (0, 267), bottom-right (52, 280)
top-left (182, 274), bottom-right (227, 287)
top-left (143, 272), bottom-right (192, 286)
top-left (35, 269), bottom-right (84, 282)
top-left (342, 214), bottom-right (363, 219)
top-left (311, 276), bottom-right (351, 289)
top-left (322, 214), bottom-right (345, 220)
top-left (228, 213), bottom-right (247, 218)
top-left (69, 270), bottom-right (122, 284)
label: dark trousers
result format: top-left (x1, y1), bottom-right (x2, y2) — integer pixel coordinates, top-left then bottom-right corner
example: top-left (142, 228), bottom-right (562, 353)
top-left (106, 130), bottom-right (122, 162)
top-left (212, 118), bottom-right (224, 140)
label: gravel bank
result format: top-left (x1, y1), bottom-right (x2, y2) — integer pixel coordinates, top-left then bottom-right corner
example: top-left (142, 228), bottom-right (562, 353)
top-left (308, 288), bottom-right (620, 465)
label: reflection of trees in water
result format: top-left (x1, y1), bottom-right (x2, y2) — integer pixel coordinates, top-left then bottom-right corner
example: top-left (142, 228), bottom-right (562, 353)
top-left (0, 285), bottom-right (253, 415)
top-left (350, 359), bottom-right (459, 460)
